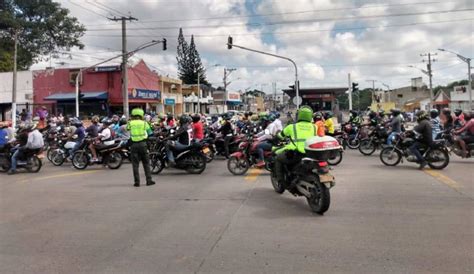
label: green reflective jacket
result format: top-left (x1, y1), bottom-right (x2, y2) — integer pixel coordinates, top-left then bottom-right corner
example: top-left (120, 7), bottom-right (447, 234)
top-left (277, 121), bottom-right (317, 154)
top-left (127, 120), bottom-right (152, 142)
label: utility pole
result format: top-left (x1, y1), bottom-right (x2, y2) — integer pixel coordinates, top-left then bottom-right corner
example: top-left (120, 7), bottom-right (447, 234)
top-left (223, 68), bottom-right (236, 112)
top-left (108, 16), bottom-right (138, 118)
top-left (421, 52), bottom-right (437, 109)
top-left (439, 48), bottom-right (472, 110)
top-left (11, 29), bottom-right (18, 129)
top-left (273, 82), bottom-right (277, 110)
top-left (348, 73), bottom-right (352, 110)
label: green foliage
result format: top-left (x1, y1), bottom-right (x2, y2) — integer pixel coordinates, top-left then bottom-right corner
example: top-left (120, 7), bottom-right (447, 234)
top-left (433, 79), bottom-right (470, 94)
top-left (0, 0), bottom-right (85, 71)
top-left (337, 88), bottom-right (373, 110)
top-left (176, 29), bottom-right (208, 85)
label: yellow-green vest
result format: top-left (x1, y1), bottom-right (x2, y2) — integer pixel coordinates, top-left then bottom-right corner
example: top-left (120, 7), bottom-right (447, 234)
top-left (127, 120), bottom-right (150, 142)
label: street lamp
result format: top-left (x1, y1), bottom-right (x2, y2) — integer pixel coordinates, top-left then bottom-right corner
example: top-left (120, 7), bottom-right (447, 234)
top-left (438, 48), bottom-right (472, 110)
top-left (197, 63), bottom-right (220, 114)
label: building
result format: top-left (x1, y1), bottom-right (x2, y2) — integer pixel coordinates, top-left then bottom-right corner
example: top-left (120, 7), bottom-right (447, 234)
top-left (264, 92), bottom-right (288, 111)
top-left (390, 78), bottom-right (431, 110)
top-left (282, 86), bottom-right (347, 113)
top-left (432, 89), bottom-right (450, 110)
top-left (0, 71), bottom-right (34, 121)
top-left (450, 84), bottom-right (474, 111)
top-left (159, 76), bottom-right (183, 115)
top-left (182, 84), bottom-right (214, 114)
top-left (33, 59), bottom-right (161, 117)
top-left (208, 87), bottom-right (242, 114)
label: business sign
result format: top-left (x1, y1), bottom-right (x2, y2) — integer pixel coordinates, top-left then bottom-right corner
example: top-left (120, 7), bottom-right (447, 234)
top-left (227, 91), bottom-right (241, 102)
top-left (451, 85), bottom-right (472, 101)
top-left (164, 98), bottom-right (175, 105)
top-left (130, 88), bottom-right (161, 100)
top-left (94, 65), bottom-right (120, 72)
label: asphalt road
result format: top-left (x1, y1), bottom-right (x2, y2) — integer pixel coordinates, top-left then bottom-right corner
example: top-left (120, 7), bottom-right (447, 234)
top-left (1, 150), bottom-right (473, 273)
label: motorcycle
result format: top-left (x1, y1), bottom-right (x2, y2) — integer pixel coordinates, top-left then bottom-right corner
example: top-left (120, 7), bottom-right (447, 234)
top-left (71, 138), bottom-right (124, 170)
top-left (269, 136), bottom-right (339, 215)
top-left (48, 138), bottom-right (78, 166)
top-left (0, 146), bottom-right (42, 173)
top-left (379, 132), bottom-right (449, 169)
top-left (441, 131), bottom-right (474, 158)
top-left (343, 123), bottom-right (362, 149)
top-left (227, 134), bottom-right (274, 175)
top-left (359, 124), bottom-right (389, 156)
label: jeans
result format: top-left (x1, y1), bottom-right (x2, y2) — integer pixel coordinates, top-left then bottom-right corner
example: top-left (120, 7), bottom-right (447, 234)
top-left (387, 132), bottom-right (399, 145)
top-left (275, 150), bottom-right (302, 188)
top-left (10, 148), bottom-right (21, 171)
top-left (166, 141), bottom-right (189, 163)
top-left (409, 142), bottom-right (425, 163)
top-left (256, 141), bottom-right (272, 161)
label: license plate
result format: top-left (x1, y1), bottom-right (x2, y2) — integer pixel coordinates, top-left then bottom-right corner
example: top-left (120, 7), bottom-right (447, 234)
top-left (319, 174), bottom-right (334, 183)
top-left (202, 147), bottom-right (210, 154)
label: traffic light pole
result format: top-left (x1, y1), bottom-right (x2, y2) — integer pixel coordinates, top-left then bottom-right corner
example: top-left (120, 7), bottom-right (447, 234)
top-left (348, 73), bottom-right (352, 110)
top-left (227, 42), bottom-right (299, 108)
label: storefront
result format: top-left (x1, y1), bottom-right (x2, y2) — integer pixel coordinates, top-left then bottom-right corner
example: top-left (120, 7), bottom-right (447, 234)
top-left (283, 87), bottom-right (347, 112)
top-left (44, 91), bottom-right (109, 117)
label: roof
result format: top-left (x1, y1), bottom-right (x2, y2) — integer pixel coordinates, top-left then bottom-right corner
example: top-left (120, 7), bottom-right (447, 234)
top-left (282, 87), bottom-right (348, 97)
top-left (44, 91), bottom-right (108, 101)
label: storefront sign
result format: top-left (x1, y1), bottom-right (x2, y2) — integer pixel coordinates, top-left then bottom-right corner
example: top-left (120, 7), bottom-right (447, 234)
top-left (94, 65), bottom-right (120, 72)
top-left (164, 98), bottom-right (175, 105)
top-left (227, 91), bottom-right (241, 102)
top-left (130, 88), bottom-right (161, 100)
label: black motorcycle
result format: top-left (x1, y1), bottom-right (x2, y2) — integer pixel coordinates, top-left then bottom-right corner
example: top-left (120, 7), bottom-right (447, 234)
top-left (0, 146), bottom-right (42, 173)
top-left (359, 124), bottom-right (389, 156)
top-left (149, 139), bottom-right (207, 174)
top-left (71, 138), bottom-right (123, 170)
top-left (379, 132), bottom-right (449, 169)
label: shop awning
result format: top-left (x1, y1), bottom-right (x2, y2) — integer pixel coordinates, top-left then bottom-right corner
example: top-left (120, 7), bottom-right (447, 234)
top-left (44, 91), bottom-right (108, 101)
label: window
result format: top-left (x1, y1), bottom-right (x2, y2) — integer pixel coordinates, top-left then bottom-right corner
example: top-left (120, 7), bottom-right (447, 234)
top-left (397, 94), bottom-right (403, 98)
top-left (69, 69), bottom-right (83, 85)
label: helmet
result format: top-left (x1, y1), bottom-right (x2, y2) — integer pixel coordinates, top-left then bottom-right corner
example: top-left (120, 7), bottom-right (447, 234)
top-left (275, 112), bottom-right (280, 118)
top-left (179, 115), bottom-right (190, 125)
top-left (391, 108), bottom-right (401, 116)
top-left (416, 110), bottom-right (429, 122)
top-left (102, 119), bottom-right (112, 126)
top-left (91, 116), bottom-right (100, 124)
top-left (192, 114), bottom-right (201, 123)
top-left (430, 109), bottom-right (439, 119)
top-left (313, 112), bottom-right (323, 121)
top-left (368, 111), bottom-right (377, 119)
top-left (378, 109), bottom-right (385, 116)
top-left (297, 106), bottom-right (313, 122)
top-left (70, 117), bottom-right (82, 127)
top-left (131, 108), bottom-right (145, 118)
top-left (119, 118), bottom-right (127, 126)
top-left (268, 114), bottom-right (276, 122)
top-left (323, 111), bottom-right (333, 120)
top-left (454, 109), bottom-right (463, 117)
top-left (223, 114), bottom-right (231, 121)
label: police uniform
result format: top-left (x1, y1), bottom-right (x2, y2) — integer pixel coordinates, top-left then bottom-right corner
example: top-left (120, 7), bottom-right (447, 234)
top-left (127, 109), bottom-right (154, 187)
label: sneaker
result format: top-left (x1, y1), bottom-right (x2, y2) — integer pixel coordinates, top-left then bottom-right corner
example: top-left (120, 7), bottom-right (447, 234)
top-left (168, 160), bottom-right (176, 167)
top-left (92, 158), bottom-right (99, 163)
top-left (418, 161), bottom-right (427, 170)
top-left (7, 169), bottom-right (16, 175)
top-left (133, 182), bottom-right (140, 187)
top-left (146, 181), bottom-right (156, 186)
top-left (255, 161), bottom-right (265, 168)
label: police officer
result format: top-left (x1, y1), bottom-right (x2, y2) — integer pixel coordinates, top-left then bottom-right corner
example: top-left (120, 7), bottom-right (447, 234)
top-left (274, 106), bottom-right (317, 188)
top-left (127, 108), bottom-right (155, 187)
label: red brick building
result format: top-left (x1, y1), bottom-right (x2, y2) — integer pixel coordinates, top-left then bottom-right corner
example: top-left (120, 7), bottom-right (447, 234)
top-left (33, 59), bottom-right (161, 117)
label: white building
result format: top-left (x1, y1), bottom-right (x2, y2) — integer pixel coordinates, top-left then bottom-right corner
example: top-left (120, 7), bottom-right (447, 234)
top-left (0, 71), bottom-right (34, 121)
top-left (450, 85), bottom-right (474, 111)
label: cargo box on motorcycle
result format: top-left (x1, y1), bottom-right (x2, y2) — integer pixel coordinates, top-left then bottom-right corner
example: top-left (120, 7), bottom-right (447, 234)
top-left (305, 136), bottom-right (341, 161)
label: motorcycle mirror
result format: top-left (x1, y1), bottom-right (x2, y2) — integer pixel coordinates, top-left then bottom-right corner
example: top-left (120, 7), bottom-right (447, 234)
top-left (170, 129), bottom-right (175, 134)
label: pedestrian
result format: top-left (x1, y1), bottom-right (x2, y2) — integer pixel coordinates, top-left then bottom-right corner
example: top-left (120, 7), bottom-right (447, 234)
top-left (127, 108), bottom-right (155, 187)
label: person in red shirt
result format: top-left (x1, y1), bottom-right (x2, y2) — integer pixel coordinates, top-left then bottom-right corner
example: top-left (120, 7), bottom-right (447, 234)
top-left (192, 114), bottom-right (204, 141)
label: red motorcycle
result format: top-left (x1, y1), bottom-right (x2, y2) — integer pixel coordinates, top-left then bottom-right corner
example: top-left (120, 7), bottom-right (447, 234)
top-left (227, 135), bottom-right (274, 175)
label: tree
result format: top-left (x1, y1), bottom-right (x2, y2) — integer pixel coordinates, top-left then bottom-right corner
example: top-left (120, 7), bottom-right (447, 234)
top-left (337, 88), bottom-right (373, 111)
top-left (0, 0), bottom-right (85, 71)
top-left (176, 29), bottom-right (208, 85)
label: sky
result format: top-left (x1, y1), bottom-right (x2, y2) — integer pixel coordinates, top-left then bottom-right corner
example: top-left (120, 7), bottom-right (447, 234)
top-left (32, 0), bottom-right (474, 93)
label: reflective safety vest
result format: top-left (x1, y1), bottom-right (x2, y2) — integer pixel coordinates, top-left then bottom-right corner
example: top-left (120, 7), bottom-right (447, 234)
top-left (127, 120), bottom-right (151, 142)
top-left (278, 121), bottom-right (317, 154)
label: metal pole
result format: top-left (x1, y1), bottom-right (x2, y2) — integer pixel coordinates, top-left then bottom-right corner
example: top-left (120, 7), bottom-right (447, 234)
top-left (11, 29), bottom-right (18, 129)
top-left (197, 73), bottom-right (200, 114)
top-left (223, 68), bottom-right (227, 112)
top-left (121, 19), bottom-right (129, 118)
top-left (348, 73), bottom-right (352, 110)
top-left (468, 59), bottom-right (472, 110)
top-left (427, 53), bottom-right (434, 109)
top-left (75, 70), bottom-right (81, 117)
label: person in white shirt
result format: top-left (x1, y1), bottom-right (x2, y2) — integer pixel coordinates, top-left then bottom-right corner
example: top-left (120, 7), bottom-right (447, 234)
top-left (90, 120), bottom-right (114, 162)
top-left (255, 115), bottom-right (279, 168)
top-left (273, 113), bottom-right (283, 133)
top-left (8, 125), bottom-right (44, 174)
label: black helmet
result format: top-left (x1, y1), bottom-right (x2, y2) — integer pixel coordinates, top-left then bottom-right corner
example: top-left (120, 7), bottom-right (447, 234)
top-left (313, 112), bottom-right (323, 121)
top-left (454, 109), bottom-right (463, 117)
top-left (323, 111), bottom-right (333, 120)
top-left (430, 109), bottom-right (439, 119)
top-left (102, 119), bottom-right (112, 126)
top-left (192, 114), bottom-right (201, 123)
top-left (349, 110), bottom-right (358, 117)
top-left (368, 111), bottom-right (377, 119)
top-left (391, 108), bottom-right (401, 116)
top-left (179, 115), bottom-right (190, 125)
top-left (119, 118), bottom-right (127, 126)
top-left (416, 110), bottom-right (429, 122)
top-left (442, 108), bottom-right (451, 116)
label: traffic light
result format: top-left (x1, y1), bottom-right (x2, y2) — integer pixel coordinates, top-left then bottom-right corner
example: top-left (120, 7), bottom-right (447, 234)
top-left (352, 82), bottom-right (359, 93)
top-left (162, 38), bottom-right (167, 51)
top-left (227, 36), bottom-right (233, 50)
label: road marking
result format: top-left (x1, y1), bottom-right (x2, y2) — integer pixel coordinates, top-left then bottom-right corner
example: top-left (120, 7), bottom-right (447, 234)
top-left (245, 168), bottom-right (263, 182)
top-left (17, 170), bottom-right (100, 183)
top-left (424, 169), bottom-right (461, 191)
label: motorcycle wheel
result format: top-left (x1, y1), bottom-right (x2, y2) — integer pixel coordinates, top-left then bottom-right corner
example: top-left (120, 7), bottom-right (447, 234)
top-left (185, 153), bottom-right (207, 174)
top-left (426, 148), bottom-right (450, 170)
top-left (346, 137), bottom-right (360, 149)
top-left (307, 181), bottom-right (330, 215)
top-left (25, 156), bottom-right (42, 173)
top-left (227, 156), bottom-right (250, 175)
top-left (46, 148), bottom-right (54, 161)
top-left (50, 149), bottom-right (65, 166)
top-left (270, 170), bottom-right (285, 194)
top-left (327, 150), bottom-right (343, 166)
top-left (380, 147), bottom-right (402, 166)
top-left (359, 139), bottom-right (376, 156)
top-left (107, 151), bottom-right (123, 170)
top-left (204, 149), bottom-right (215, 163)
top-left (72, 151), bottom-right (89, 170)
top-left (149, 153), bottom-right (165, 174)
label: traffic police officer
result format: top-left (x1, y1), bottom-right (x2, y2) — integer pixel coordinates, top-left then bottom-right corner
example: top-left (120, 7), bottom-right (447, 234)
top-left (127, 108), bottom-right (155, 187)
top-left (274, 106), bottom-right (317, 188)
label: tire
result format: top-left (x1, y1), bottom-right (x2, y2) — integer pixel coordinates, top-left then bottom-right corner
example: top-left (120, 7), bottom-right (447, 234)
top-left (346, 137), bottom-right (360, 149)
top-left (359, 139), bottom-right (376, 156)
top-left (227, 156), bottom-right (250, 175)
top-left (106, 151), bottom-right (123, 170)
top-left (149, 153), bottom-right (165, 174)
top-left (204, 149), bottom-right (214, 163)
top-left (307, 181), bottom-right (330, 215)
top-left (270, 170), bottom-right (285, 194)
top-left (46, 148), bottom-right (54, 161)
top-left (72, 151), bottom-right (89, 170)
top-left (184, 153), bottom-right (207, 174)
top-left (26, 156), bottom-right (42, 173)
top-left (327, 150), bottom-right (343, 166)
top-left (380, 147), bottom-right (402, 166)
top-left (50, 149), bottom-right (65, 166)
top-left (426, 148), bottom-right (450, 170)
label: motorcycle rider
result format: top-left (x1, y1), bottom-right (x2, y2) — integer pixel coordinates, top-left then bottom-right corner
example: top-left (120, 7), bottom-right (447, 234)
top-left (218, 114), bottom-right (233, 158)
top-left (274, 106), bottom-right (317, 188)
top-left (453, 109), bottom-right (465, 129)
top-left (86, 116), bottom-right (100, 138)
top-left (453, 111), bottom-right (474, 158)
top-left (440, 108), bottom-right (454, 132)
top-left (324, 111), bottom-right (335, 136)
top-left (166, 113), bottom-right (176, 128)
top-left (69, 118), bottom-right (85, 158)
top-left (313, 112), bottom-right (326, 137)
top-left (192, 114), bottom-right (204, 141)
top-left (274, 112), bottom-right (283, 132)
top-left (255, 114), bottom-right (279, 168)
top-left (387, 109), bottom-right (403, 145)
top-left (430, 109), bottom-right (442, 141)
top-left (410, 110), bottom-right (433, 170)
top-left (165, 115), bottom-right (193, 166)
top-left (0, 122), bottom-right (8, 151)
top-left (348, 110), bottom-right (363, 126)
top-left (116, 118), bottom-right (130, 139)
top-left (127, 108), bottom-right (155, 187)
top-left (89, 120), bottom-right (114, 162)
top-left (8, 124), bottom-right (44, 175)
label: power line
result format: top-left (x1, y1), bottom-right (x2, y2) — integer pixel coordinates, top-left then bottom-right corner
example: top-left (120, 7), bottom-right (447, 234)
top-left (89, 0), bottom-right (129, 17)
top-left (85, 8), bottom-right (473, 31)
top-left (68, 0), bottom-right (108, 18)
top-left (83, 17), bottom-right (473, 38)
